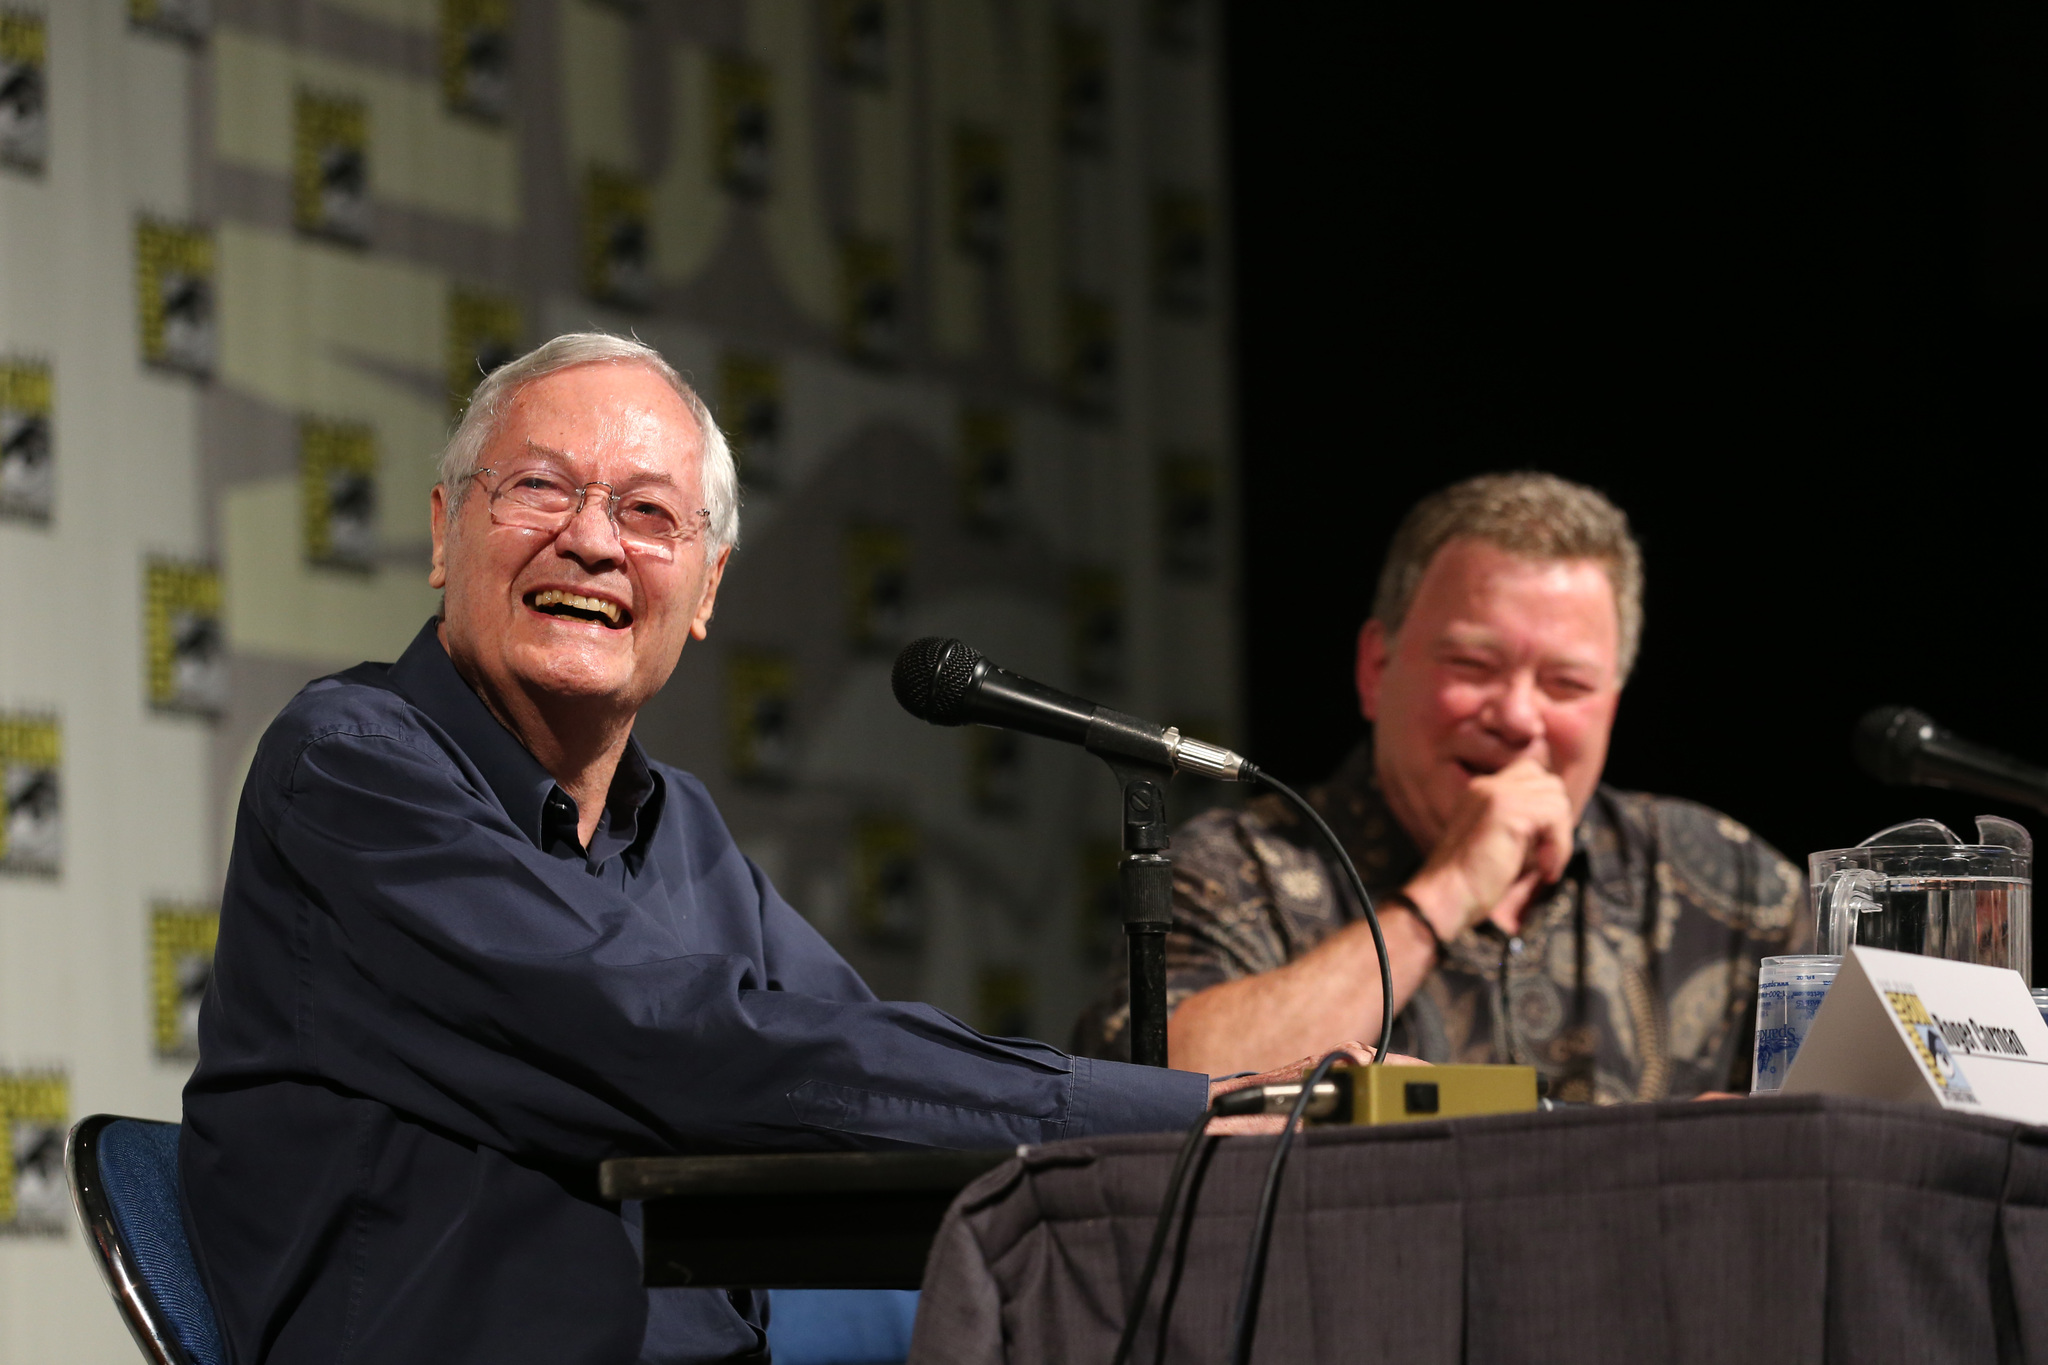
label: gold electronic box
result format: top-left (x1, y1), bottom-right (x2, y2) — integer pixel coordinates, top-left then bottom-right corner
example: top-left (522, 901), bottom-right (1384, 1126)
top-left (1229, 1064), bottom-right (1539, 1126)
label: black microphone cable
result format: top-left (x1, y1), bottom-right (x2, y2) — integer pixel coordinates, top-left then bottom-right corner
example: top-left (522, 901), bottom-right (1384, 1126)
top-left (1108, 769), bottom-right (1392, 1364)
top-left (1243, 765), bottom-right (1394, 1065)
top-left (1108, 1100), bottom-right (1219, 1365)
top-left (1226, 1049), bottom-right (1351, 1365)
top-left (1221, 767), bottom-right (1390, 1363)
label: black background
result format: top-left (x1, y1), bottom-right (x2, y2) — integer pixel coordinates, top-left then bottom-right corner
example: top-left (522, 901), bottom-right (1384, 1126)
top-left (1227, 7), bottom-right (2048, 906)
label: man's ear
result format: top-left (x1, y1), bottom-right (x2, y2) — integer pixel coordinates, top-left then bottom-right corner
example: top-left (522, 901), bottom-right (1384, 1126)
top-left (429, 485), bottom-right (449, 589)
top-left (688, 545), bottom-right (733, 641)
top-left (1355, 619), bottom-right (1390, 723)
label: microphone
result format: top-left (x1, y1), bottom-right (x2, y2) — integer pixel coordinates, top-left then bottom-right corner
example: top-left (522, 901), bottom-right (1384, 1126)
top-left (890, 637), bottom-right (1252, 782)
top-left (1854, 705), bottom-right (2048, 814)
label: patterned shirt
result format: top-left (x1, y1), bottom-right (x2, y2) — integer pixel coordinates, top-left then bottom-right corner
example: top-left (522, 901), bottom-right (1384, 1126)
top-left (1071, 742), bottom-right (1809, 1102)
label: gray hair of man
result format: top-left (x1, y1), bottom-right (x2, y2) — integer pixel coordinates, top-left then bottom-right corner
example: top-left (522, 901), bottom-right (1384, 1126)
top-left (436, 332), bottom-right (740, 551)
top-left (1371, 471), bottom-right (1645, 680)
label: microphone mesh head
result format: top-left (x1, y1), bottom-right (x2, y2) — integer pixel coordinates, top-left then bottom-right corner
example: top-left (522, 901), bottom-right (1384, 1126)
top-left (892, 637), bottom-right (982, 724)
top-left (1855, 705), bottom-right (1933, 784)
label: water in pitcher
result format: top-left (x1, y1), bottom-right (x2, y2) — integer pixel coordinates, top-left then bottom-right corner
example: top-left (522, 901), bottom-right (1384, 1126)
top-left (1811, 816), bottom-right (2034, 983)
top-left (1851, 876), bottom-right (2032, 975)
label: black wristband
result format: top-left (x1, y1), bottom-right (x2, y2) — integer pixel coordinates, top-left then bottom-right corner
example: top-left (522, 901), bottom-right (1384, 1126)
top-left (1382, 890), bottom-right (1446, 962)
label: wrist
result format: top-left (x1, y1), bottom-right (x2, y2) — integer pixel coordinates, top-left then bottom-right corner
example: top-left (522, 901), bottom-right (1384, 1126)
top-left (1399, 870), bottom-right (1478, 944)
top-left (1380, 890), bottom-right (1447, 963)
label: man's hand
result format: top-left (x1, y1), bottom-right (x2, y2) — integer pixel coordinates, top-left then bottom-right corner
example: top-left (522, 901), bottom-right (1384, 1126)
top-left (1203, 1043), bottom-right (1427, 1134)
top-left (1404, 754), bottom-right (1575, 941)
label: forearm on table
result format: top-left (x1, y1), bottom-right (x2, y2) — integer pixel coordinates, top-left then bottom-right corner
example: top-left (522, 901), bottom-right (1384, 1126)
top-left (1166, 905), bottom-right (1441, 1075)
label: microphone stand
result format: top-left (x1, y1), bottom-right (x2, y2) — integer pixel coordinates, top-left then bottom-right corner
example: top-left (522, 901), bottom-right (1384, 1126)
top-left (1106, 758), bottom-right (1174, 1068)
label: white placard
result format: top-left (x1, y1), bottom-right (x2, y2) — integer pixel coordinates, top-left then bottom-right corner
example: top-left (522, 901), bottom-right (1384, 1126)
top-left (1781, 945), bottom-right (2048, 1124)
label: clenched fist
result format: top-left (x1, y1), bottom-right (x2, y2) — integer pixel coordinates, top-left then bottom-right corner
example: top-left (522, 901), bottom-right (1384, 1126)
top-left (1404, 754), bottom-right (1575, 940)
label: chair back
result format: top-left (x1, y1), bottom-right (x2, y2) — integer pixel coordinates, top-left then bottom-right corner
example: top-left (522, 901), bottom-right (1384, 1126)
top-left (66, 1115), bottom-right (225, 1365)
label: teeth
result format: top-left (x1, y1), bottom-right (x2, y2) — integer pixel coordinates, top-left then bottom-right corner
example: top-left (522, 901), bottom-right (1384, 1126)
top-left (533, 589), bottom-right (622, 624)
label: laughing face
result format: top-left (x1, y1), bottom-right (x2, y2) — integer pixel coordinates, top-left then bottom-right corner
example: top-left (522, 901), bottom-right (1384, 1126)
top-left (1356, 537), bottom-right (1623, 854)
top-left (429, 360), bottom-right (728, 728)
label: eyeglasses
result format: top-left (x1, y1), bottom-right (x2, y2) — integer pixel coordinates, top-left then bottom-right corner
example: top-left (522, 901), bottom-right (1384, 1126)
top-left (473, 466), bottom-right (710, 558)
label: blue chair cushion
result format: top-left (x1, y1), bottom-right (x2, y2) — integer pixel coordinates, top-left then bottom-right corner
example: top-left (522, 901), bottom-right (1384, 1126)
top-left (97, 1121), bottom-right (226, 1365)
top-left (766, 1289), bottom-right (919, 1365)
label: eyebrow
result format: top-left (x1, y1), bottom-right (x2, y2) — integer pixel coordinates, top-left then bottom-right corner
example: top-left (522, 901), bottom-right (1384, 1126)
top-left (1438, 626), bottom-right (1607, 674)
top-left (521, 440), bottom-right (680, 487)
top-left (1437, 626), bottom-right (1505, 652)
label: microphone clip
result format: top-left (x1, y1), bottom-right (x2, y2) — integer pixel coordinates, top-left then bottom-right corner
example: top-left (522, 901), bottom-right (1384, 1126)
top-left (1105, 758), bottom-right (1172, 855)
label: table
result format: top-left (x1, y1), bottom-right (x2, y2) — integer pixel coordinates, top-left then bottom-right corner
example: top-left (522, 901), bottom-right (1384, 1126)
top-left (908, 1094), bottom-right (2048, 1364)
top-left (599, 1149), bottom-right (1012, 1289)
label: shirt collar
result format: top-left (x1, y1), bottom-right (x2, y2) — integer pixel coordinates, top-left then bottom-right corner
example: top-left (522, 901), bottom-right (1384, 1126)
top-left (387, 618), bottom-right (659, 856)
top-left (588, 740), bottom-right (658, 865)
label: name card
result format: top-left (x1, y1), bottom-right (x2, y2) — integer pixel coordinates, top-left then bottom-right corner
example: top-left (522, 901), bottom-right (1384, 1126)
top-left (1781, 945), bottom-right (2048, 1124)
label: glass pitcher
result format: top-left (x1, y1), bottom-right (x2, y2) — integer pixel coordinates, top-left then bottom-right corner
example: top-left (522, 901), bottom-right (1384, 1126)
top-left (1811, 816), bottom-right (2034, 984)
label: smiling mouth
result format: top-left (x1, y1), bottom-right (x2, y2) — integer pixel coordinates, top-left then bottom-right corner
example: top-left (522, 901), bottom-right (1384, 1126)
top-left (528, 588), bottom-right (632, 629)
top-left (1455, 759), bottom-right (1500, 777)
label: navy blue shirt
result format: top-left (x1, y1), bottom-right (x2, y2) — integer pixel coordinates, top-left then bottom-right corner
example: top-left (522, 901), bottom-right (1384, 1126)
top-left (181, 621), bottom-right (1208, 1365)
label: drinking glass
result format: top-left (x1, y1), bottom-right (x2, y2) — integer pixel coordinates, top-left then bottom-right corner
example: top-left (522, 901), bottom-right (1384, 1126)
top-left (1752, 954), bottom-right (1841, 1094)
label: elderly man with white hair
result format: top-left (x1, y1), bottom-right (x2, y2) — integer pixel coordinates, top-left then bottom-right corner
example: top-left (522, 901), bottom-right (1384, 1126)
top-left (180, 335), bottom-right (1262, 1365)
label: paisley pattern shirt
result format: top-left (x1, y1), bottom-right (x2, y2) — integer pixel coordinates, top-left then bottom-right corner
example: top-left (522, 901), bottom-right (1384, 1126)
top-left (1071, 742), bottom-right (1809, 1101)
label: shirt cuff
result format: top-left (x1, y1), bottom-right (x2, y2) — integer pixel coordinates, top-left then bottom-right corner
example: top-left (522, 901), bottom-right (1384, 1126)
top-left (1066, 1056), bottom-right (1211, 1138)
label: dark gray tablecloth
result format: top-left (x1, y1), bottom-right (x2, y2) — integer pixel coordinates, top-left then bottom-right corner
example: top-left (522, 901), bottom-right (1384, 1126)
top-left (908, 1094), bottom-right (2048, 1364)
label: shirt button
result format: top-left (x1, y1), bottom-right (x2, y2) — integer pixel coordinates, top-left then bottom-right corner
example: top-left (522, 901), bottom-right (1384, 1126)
top-left (1509, 936), bottom-right (1524, 957)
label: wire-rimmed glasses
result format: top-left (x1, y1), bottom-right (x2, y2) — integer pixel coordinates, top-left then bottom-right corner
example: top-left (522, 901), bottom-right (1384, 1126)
top-left (473, 466), bottom-right (710, 558)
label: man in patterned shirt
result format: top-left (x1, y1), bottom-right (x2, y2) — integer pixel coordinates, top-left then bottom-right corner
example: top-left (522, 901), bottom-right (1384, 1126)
top-left (1073, 472), bottom-right (1806, 1102)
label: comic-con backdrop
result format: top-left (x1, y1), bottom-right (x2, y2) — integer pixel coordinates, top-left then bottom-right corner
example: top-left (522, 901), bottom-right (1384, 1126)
top-left (0, 0), bottom-right (1233, 1353)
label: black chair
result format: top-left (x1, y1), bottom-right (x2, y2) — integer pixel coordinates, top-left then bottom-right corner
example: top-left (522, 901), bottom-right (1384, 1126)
top-left (66, 1115), bottom-right (225, 1365)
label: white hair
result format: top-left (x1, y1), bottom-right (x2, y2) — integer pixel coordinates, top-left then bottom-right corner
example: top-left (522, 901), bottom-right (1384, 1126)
top-left (439, 332), bottom-right (740, 551)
